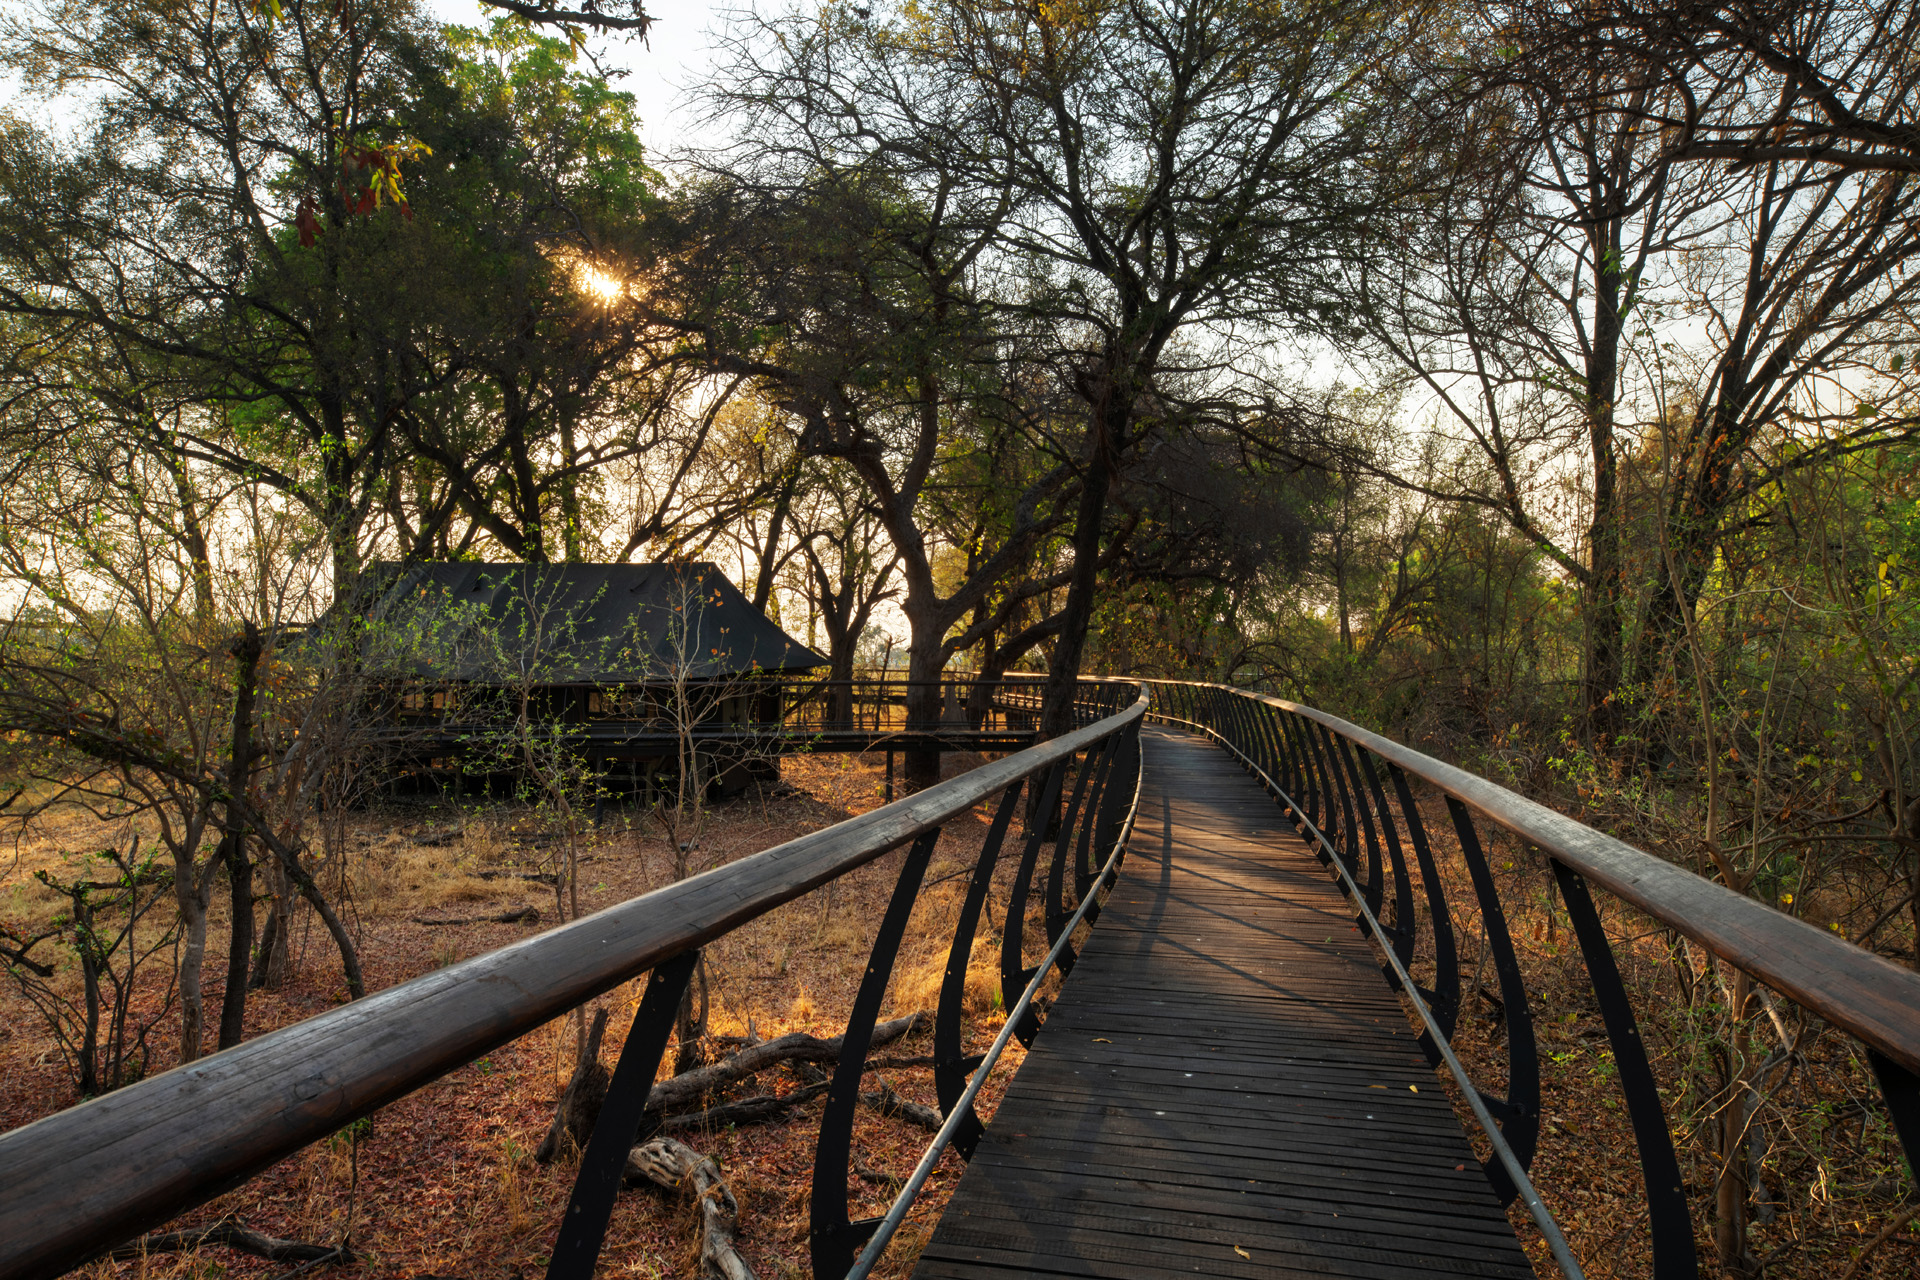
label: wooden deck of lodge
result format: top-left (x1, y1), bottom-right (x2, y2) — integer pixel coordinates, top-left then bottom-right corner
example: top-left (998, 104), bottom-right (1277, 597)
top-left (912, 726), bottom-right (1536, 1279)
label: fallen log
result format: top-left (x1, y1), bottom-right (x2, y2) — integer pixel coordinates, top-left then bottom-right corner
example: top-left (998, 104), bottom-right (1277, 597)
top-left (657, 1077), bottom-right (943, 1136)
top-left (624, 1138), bottom-right (755, 1280)
top-left (657, 1081), bottom-right (831, 1133)
top-left (862, 1081), bottom-right (942, 1132)
top-left (643, 1011), bottom-right (928, 1114)
top-left (852, 1151), bottom-right (904, 1192)
top-left (109, 1221), bottom-right (342, 1264)
top-left (411, 904), bottom-right (540, 927)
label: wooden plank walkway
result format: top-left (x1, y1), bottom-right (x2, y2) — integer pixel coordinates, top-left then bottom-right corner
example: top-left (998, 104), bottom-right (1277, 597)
top-left (912, 726), bottom-right (1535, 1279)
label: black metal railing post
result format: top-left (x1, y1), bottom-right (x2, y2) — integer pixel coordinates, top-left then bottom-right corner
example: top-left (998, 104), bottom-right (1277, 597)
top-left (545, 951), bottom-right (699, 1280)
top-left (1002, 759), bottom-right (1068, 1047)
top-left (1044, 750), bottom-right (1100, 968)
top-left (811, 829), bottom-right (941, 1278)
top-left (1385, 760), bottom-right (1460, 1047)
top-left (1073, 733), bottom-right (1123, 901)
top-left (1333, 735), bottom-right (1385, 919)
top-left (933, 783), bottom-right (1025, 1160)
top-left (1551, 862), bottom-right (1696, 1278)
top-left (1356, 749), bottom-right (1417, 972)
top-left (1868, 1050), bottom-right (1920, 1183)
top-left (1286, 710), bottom-right (1325, 832)
top-left (1442, 799), bottom-right (1542, 1202)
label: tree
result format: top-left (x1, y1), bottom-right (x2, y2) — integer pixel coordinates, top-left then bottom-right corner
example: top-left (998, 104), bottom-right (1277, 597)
top-left (1511, 0), bottom-right (1920, 178)
top-left (1352, 21), bottom-right (1726, 743)
top-left (382, 19), bottom-right (731, 566)
top-left (791, 459), bottom-right (902, 722)
top-left (649, 168), bottom-right (1077, 787)
top-left (0, 0), bottom-right (452, 590)
top-left (697, 0), bottom-right (1423, 742)
top-left (0, 382), bottom-right (365, 1061)
top-left (1356, 2), bottom-right (1920, 752)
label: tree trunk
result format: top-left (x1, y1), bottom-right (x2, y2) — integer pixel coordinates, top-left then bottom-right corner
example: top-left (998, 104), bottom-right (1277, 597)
top-left (174, 879), bottom-right (210, 1064)
top-left (902, 625), bottom-right (946, 791)
top-left (217, 623), bottom-right (265, 1051)
top-left (1582, 231), bottom-right (1627, 747)
top-left (217, 834), bottom-right (254, 1051)
top-left (674, 949), bottom-right (709, 1075)
top-left (970, 613), bottom-right (1061, 728)
top-left (536, 1006), bottom-right (612, 1164)
top-left (827, 644), bottom-right (856, 728)
top-left (1041, 449), bottom-right (1114, 739)
top-left (751, 475), bottom-right (797, 612)
top-left (322, 401), bottom-right (360, 597)
top-left (559, 404), bottom-right (583, 562)
top-left (249, 854), bottom-right (292, 990)
top-left (73, 891), bottom-right (100, 1096)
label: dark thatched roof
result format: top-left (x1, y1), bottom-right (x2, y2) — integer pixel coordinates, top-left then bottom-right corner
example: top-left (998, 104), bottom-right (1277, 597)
top-left (354, 562), bottom-right (825, 683)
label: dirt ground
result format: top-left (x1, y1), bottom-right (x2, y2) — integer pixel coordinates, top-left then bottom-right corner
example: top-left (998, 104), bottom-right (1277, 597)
top-left (0, 751), bottom-right (1046, 1280)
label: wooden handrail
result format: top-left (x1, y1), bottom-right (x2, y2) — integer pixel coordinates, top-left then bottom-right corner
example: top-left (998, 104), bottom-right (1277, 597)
top-left (0, 691), bottom-right (1147, 1280)
top-left (1143, 679), bottom-right (1920, 1074)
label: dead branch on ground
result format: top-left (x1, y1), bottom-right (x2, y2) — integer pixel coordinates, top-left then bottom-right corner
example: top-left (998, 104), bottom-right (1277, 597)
top-left (624, 1137), bottom-right (755, 1280)
top-left (109, 1220), bottom-right (345, 1265)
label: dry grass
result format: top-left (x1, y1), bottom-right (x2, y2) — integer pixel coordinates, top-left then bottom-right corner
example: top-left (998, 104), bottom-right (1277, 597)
top-left (1350, 783), bottom-right (1920, 1280)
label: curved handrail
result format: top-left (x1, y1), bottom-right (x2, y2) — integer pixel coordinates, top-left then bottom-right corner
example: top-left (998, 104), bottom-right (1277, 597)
top-left (0, 688), bottom-right (1149, 1280)
top-left (1144, 678), bottom-right (1920, 1280)
top-left (843, 704), bottom-right (1149, 1280)
top-left (1145, 679), bottom-right (1920, 1073)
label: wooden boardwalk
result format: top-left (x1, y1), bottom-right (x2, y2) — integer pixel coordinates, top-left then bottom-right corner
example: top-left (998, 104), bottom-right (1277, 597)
top-left (912, 727), bottom-right (1535, 1279)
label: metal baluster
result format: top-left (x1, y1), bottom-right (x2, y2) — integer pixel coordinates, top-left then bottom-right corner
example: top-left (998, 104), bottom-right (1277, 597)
top-left (545, 952), bottom-right (699, 1280)
top-left (1551, 862), bottom-right (1697, 1278)
top-left (1333, 735), bottom-right (1385, 920)
top-left (1256, 702), bottom-right (1287, 799)
top-left (1867, 1048), bottom-right (1920, 1184)
top-left (1001, 759), bottom-right (1068, 1048)
top-left (1444, 796), bottom-right (1541, 1203)
top-left (811, 828), bottom-right (941, 1280)
top-left (1274, 707), bottom-right (1309, 822)
top-left (1357, 749), bottom-right (1416, 971)
top-left (1091, 726), bottom-right (1137, 880)
top-left (1242, 697), bottom-right (1268, 780)
top-left (1320, 725), bottom-right (1362, 879)
top-left (1072, 725), bottom-right (1136, 934)
top-left (1275, 710), bottom-right (1316, 831)
top-left (1301, 714), bottom-right (1336, 838)
top-left (1073, 734), bottom-right (1123, 901)
top-left (934, 782), bottom-right (1025, 1160)
top-left (1227, 691), bottom-right (1253, 762)
top-left (1239, 695), bottom-right (1270, 787)
top-left (1388, 761), bottom-right (1460, 1047)
top-left (1305, 724), bottom-right (1353, 873)
top-left (1045, 750), bottom-right (1100, 966)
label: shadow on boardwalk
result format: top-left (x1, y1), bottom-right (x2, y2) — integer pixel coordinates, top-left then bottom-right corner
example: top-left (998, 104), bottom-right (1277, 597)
top-left (913, 726), bottom-right (1534, 1279)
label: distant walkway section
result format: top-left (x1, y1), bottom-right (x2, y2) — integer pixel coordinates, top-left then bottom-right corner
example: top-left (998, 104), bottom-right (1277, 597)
top-left (913, 726), bottom-right (1534, 1279)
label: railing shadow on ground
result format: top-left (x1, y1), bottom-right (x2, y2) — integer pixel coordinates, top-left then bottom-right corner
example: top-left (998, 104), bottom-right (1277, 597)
top-left (1145, 679), bottom-right (1920, 1280)
top-left (0, 685), bottom-right (1148, 1280)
